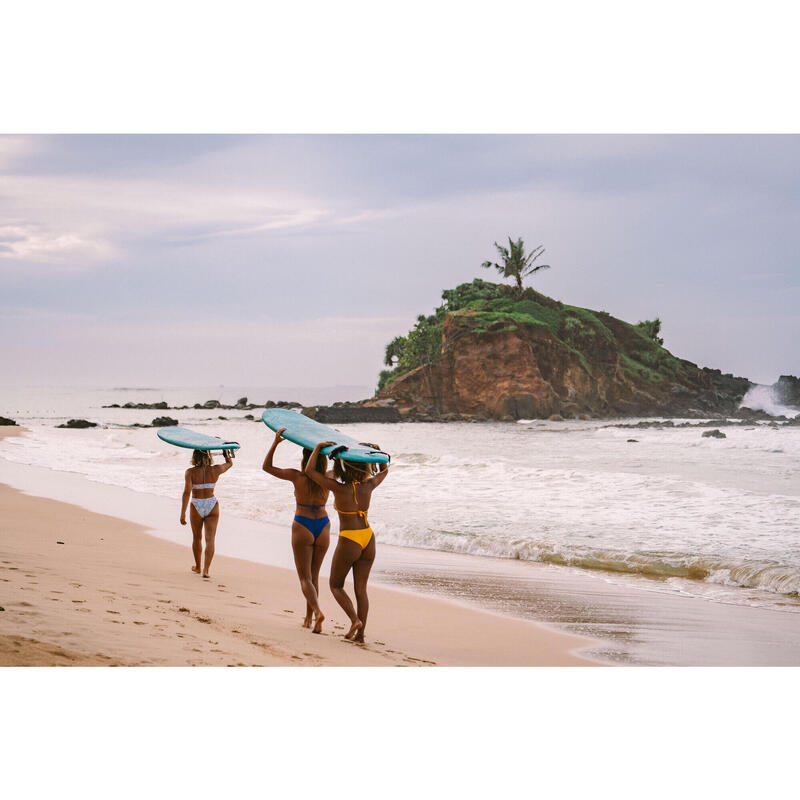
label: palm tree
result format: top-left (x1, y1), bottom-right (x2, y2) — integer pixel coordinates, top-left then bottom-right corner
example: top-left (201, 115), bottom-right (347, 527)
top-left (481, 237), bottom-right (550, 292)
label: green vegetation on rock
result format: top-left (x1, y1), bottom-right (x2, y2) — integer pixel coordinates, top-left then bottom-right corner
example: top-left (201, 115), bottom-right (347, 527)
top-left (379, 278), bottom-right (690, 391)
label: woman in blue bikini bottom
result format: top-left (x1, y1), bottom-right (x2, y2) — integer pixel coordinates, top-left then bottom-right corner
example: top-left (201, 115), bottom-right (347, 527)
top-left (262, 427), bottom-right (330, 633)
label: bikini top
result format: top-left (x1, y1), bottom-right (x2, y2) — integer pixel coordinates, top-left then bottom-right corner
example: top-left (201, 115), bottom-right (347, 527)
top-left (334, 481), bottom-right (368, 525)
top-left (192, 466), bottom-right (216, 492)
top-left (294, 490), bottom-right (326, 510)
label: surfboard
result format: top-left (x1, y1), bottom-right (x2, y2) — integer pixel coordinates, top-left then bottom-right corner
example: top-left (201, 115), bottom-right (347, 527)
top-left (157, 426), bottom-right (240, 453)
top-left (261, 409), bottom-right (390, 464)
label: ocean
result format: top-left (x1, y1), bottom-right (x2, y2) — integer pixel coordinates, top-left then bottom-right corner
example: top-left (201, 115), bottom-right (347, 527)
top-left (2, 384), bottom-right (800, 664)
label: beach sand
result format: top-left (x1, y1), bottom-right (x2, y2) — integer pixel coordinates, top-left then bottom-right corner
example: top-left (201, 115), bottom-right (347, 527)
top-left (0, 472), bottom-right (596, 666)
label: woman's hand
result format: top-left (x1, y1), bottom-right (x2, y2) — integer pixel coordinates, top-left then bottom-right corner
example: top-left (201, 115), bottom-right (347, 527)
top-left (180, 515), bottom-right (187, 526)
top-left (359, 441), bottom-right (381, 450)
top-left (273, 427), bottom-right (287, 444)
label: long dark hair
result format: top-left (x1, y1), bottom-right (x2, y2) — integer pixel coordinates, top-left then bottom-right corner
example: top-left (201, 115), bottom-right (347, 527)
top-left (301, 448), bottom-right (328, 475)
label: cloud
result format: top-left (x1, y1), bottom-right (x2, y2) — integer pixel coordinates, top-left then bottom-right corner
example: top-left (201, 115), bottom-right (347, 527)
top-left (0, 223), bottom-right (116, 266)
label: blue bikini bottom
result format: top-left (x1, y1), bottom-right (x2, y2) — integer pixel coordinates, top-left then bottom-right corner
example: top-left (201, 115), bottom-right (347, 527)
top-left (294, 515), bottom-right (330, 540)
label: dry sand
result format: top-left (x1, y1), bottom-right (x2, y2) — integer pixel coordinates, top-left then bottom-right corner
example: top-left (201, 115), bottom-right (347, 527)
top-left (0, 460), bottom-right (596, 666)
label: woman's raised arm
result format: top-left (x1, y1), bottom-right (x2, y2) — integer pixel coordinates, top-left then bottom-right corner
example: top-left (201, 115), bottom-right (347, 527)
top-left (262, 428), bottom-right (300, 481)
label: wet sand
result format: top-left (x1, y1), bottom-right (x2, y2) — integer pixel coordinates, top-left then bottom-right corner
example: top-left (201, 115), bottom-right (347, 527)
top-left (0, 478), bottom-right (595, 666)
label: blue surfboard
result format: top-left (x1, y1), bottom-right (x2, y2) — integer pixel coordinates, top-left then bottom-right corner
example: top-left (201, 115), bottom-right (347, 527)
top-left (262, 409), bottom-right (389, 464)
top-left (157, 426), bottom-right (240, 453)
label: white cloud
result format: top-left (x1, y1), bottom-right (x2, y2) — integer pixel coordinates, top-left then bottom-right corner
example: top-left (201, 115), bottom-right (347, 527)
top-left (0, 170), bottom-right (334, 268)
top-left (0, 223), bottom-right (116, 266)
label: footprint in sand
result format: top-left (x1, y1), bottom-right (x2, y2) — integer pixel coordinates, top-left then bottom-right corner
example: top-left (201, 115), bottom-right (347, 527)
top-left (106, 610), bottom-right (121, 615)
top-left (236, 595), bottom-right (245, 599)
top-left (71, 600), bottom-right (85, 603)
top-left (133, 621), bottom-right (146, 625)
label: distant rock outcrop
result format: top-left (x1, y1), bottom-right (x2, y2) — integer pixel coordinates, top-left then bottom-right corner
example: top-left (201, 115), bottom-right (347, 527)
top-left (0, 416), bottom-right (17, 426)
top-left (57, 419), bottom-right (97, 429)
top-left (377, 279), bottom-right (753, 421)
top-left (302, 403), bottom-right (402, 424)
top-left (775, 375), bottom-right (800, 406)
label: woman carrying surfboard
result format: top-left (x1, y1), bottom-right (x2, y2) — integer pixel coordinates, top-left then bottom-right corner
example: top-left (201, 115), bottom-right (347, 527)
top-left (180, 448), bottom-right (234, 578)
top-left (262, 427), bottom-right (331, 634)
top-left (304, 440), bottom-right (389, 643)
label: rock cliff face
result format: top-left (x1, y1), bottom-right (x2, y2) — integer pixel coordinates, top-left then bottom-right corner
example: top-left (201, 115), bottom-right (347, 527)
top-left (379, 309), bottom-right (751, 421)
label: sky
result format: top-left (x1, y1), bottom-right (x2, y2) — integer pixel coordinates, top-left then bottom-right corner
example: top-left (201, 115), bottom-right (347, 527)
top-left (1, 134), bottom-right (798, 390)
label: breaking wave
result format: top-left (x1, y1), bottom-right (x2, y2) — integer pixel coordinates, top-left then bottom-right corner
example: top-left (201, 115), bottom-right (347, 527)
top-left (741, 384), bottom-right (800, 418)
top-left (378, 525), bottom-right (800, 600)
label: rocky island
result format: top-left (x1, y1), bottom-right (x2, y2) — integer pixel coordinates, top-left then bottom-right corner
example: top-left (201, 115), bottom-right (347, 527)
top-left (372, 278), bottom-right (756, 421)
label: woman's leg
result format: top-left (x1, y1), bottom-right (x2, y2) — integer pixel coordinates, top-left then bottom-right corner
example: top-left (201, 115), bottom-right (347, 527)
top-left (291, 522), bottom-right (323, 630)
top-left (189, 504), bottom-right (203, 573)
top-left (309, 525), bottom-right (330, 633)
top-left (329, 536), bottom-right (363, 640)
top-left (202, 503), bottom-right (220, 577)
top-left (351, 534), bottom-right (375, 643)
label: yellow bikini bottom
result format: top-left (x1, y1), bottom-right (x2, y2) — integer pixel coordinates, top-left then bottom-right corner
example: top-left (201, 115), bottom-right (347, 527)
top-left (339, 527), bottom-right (374, 549)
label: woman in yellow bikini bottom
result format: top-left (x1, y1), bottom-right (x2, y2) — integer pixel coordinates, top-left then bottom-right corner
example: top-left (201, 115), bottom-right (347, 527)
top-left (304, 441), bottom-right (389, 643)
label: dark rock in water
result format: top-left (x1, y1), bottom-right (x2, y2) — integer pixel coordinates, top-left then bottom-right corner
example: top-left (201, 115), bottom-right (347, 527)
top-left (702, 429), bottom-right (726, 439)
top-left (203, 400), bottom-right (221, 409)
top-left (106, 404), bottom-right (120, 408)
top-left (218, 416), bottom-right (227, 420)
top-left (151, 416), bottom-right (178, 427)
top-left (244, 414), bottom-right (254, 420)
top-left (193, 403), bottom-right (203, 409)
top-left (0, 416), bottom-right (17, 426)
top-left (302, 404), bottom-right (401, 424)
top-left (627, 439), bottom-right (638, 443)
top-left (264, 400), bottom-right (276, 408)
top-left (775, 375), bottom-right (800, 406)
top-left (57, 419), bottom-right (97, 429)
top-left (235, 397), bottom-right (248, 407)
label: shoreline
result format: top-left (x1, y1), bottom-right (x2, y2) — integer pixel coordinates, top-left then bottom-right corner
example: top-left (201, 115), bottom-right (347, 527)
top-left (0, 472), bottom-right (597, 666)
top-left (4, 427), bottom-right (800, 665)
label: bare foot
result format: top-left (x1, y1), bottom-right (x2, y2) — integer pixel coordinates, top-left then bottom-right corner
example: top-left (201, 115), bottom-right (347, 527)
top-left (312, 612), bottom-right (325, 634)
top-left (302, 612), bottom-right (313, 629)
top-left (202, 573), bottom-right (210, 579)
top-left (191, 566), bottom-right (201, 574)
top-left (344, 619), bottom-right (363, 640)
top-left (353, 631), bottom-right (365, 644)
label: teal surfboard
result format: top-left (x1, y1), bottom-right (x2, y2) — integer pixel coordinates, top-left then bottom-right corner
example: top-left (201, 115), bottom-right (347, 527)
top-left (157, 426), bottom-right (240, 453)
top-left (262, 409), bottom-right (389, 464)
